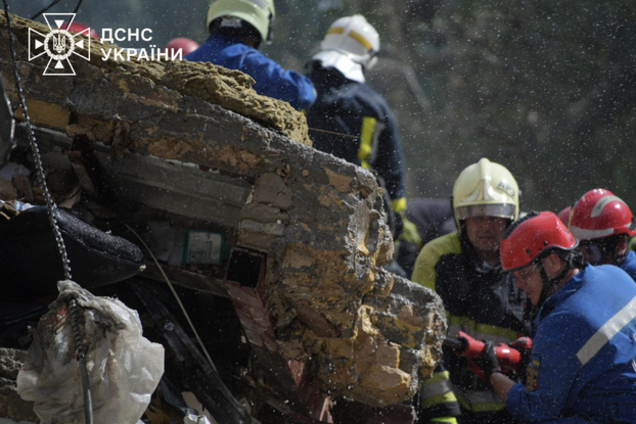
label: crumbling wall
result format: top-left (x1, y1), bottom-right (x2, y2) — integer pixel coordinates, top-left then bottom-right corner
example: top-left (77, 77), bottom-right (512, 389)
top-left (0, 12), bottom-right (446, 408)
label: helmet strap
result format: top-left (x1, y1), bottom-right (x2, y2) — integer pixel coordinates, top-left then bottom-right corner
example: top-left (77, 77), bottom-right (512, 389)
top-left (537, 257), bottom-right (571, 307)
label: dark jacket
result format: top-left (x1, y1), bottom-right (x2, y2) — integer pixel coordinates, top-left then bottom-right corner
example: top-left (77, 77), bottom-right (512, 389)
top-left (305, 65), bottom-right (406, 206)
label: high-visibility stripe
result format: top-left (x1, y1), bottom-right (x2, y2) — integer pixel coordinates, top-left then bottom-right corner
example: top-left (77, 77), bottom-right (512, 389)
top-left (420, 371), bottom-right (454, 398)
top-left (357, 116), bottom-right (376, 169)
top-left (447, 316), bottom-right (519, 343)
top-left (569, 225), bottom-right (614, 240)
top-left (423, 370), bottom-right (451, 384)
top-left (420, 391), bottom-right (458, 409)
top-left (577, 295), bottom-right (636, 365)
top-left (431, 418), bottom-right (458, 424)
top-left (326, 27), bottom-right (373, 50)
top-left (391, 197), bottom-right (407, 213)
top-left (592, 195), bottom-right (626, 218)
top-left (454, 386), bottom-right (505, 412)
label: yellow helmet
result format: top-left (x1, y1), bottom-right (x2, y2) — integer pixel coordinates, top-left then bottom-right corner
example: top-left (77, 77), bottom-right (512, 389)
top-left (206, 0), bottom-right (276, 43)
top-left (452, 158), bottom-right (519, 228)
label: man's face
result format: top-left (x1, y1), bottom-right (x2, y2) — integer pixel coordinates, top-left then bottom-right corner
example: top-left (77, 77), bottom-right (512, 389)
top-left (513, 264), bottom-right (543, 305)
top-left (465, 216), bottom-right (509, 256)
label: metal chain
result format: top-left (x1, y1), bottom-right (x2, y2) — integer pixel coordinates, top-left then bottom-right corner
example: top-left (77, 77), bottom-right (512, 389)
top-left (1, 6), bottom-right (72, 280)
top-left (2, 6), bottom-right (93, 424)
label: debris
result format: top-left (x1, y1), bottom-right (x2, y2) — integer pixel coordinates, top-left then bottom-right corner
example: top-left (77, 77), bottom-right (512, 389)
top-left (17, 281), bottom-right (164, 424)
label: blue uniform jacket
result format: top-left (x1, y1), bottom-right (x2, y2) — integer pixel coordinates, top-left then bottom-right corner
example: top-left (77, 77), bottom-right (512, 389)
top-left (620, 250), bottom-right (636, 282)
top-left (506, 265), bottom-right (636, 423)
top-left (185, 34), bottom-right (316, 111)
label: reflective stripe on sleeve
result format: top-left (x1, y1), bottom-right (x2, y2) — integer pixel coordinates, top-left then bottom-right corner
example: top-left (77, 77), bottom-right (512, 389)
top-left (447, 315), bottom-right (519, 344)
top-left (453, 385), bottom-right (506, 412)
top-left (577, 294), bottom-right (636, 366)
top-left (420, 371), bottom-right (454, 399)
top-left (357, 116), bottom-right (377, 169)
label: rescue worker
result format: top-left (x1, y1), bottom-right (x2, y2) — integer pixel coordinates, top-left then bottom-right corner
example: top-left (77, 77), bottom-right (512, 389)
top-left (411, 158), bottom-right (531, 424)
top-left (397, 198), bottom-right (457, 277)
top-left (305, 15), bottom-right (420, 264)
top-left (185, 0), bottom-right (316, 111)
top-left (568, 188), bottom-right (636, 281)
top-left (473, 210), bottom-right (636, 423)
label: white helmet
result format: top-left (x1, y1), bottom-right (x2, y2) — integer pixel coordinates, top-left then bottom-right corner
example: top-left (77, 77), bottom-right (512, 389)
top-left (312, 14), bottom-right (379, 83)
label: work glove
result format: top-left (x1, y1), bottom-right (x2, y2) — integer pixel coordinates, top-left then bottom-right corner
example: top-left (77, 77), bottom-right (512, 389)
top-left (510, 335), bottom-right (533, 380)
top-left (467, 341), bottom-right (500, 382)
top-left (398, 212), bottom-right (423, 249)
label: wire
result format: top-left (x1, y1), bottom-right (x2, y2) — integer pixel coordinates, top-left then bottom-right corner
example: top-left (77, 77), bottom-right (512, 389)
top-left (29, 0), bottom-right (62, 20)
top-left (125, 224), bottom-right (219, 374)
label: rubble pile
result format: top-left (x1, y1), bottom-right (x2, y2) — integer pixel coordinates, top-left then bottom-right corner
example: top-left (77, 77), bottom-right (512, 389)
top-left (0, 12), bottom-right (446, 409)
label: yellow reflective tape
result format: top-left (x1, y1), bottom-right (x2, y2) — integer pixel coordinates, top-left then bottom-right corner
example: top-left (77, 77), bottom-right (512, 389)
top-left (326, 27), bottom-right (345, 35)
top-left (447, 316), bottom-right (519, 340)
top-left (431, 418), bottom-right (458, 424)
top-left (391, 197), bottom-right (407, 213)
top-left (421, 391), bottom-right (458, 410)
top-left (422, 370), bottom-right (451, 385)
top-left (457, 398), bottom-right (506, 413)
top-left (357, 116), bottom-right (376, 170)
top-left (326, 27), bottom-right (373, 50)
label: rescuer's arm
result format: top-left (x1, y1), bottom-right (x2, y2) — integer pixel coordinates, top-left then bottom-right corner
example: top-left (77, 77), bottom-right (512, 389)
top-left (489, 372), bottom-right (516, 403)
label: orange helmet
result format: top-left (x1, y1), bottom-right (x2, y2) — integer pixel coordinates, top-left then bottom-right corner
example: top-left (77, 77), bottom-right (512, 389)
top-left (164, 38), bottom-right (200, 56)
top-left (500, 211), bottom-right (577, 272)
top-left (569, 189), bottom-right (636, 242)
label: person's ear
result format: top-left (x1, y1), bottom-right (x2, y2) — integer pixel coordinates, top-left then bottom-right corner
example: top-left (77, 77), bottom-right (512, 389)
top-left (616, 237), bottom-right (628, 256)
top-left (543, 253), bottom-right (563, 277)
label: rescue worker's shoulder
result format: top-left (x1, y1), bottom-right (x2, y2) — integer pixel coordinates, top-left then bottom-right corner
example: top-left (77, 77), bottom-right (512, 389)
top-left (412, 232), bottom-right (461, 289)
top-left (418, 231), bottom-right (462, 263)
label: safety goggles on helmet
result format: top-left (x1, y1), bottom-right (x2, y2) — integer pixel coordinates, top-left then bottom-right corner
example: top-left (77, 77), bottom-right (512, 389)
top-left (454, 203), bottom-right (516, 221)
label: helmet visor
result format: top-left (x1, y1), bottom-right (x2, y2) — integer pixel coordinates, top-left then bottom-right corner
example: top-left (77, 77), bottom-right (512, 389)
top-left (455, 204), bottom-right (516, 221)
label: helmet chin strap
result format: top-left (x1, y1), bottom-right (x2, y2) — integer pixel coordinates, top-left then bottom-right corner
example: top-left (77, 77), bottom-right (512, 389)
top-left (537, 260), bottom-right (570, 307)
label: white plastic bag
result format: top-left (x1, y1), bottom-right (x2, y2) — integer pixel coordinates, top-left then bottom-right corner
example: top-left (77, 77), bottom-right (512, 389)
top-left (17, 280), bottom-right (165, 424)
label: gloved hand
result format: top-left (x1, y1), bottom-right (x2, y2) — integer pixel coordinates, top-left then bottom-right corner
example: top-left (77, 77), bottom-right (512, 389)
top-left (510, 335), bottom-right (533, 378)
top-left (398, 212), bottom-right (423, 249)
top-left (468, 341), bottom-right (500, 381)
top-left (510, 335), bottom-right (533, 352)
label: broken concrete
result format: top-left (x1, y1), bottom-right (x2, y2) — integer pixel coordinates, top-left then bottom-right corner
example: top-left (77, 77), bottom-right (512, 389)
top-left (0, 12), bottom-right (446, 410)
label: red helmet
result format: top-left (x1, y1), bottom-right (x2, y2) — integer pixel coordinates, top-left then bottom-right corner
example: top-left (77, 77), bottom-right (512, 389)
top-left (164, 38), bottom-right (200, 56)
top-left (500, 211), bottom-right (577, 272)
top-left (61, 22), bottom-right (100, 39)
top-left (557, 206), bottom-right (572, 226)
top-left (569, 189), bottom-right (636, 241)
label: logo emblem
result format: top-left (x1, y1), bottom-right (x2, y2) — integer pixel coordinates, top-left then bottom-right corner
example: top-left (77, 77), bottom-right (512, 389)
top-left (28, 13), bottom-right (91, 76)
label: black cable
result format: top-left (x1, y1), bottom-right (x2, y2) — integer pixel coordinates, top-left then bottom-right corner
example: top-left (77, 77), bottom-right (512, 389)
top-left (29, 0), bottom-right (63, 20)
top-left (72, 0), bottom-right (83, 14)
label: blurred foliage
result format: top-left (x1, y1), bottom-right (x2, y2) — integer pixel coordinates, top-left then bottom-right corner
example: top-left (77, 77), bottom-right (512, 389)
top-left (10, 0), bottom-right (636, 212)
